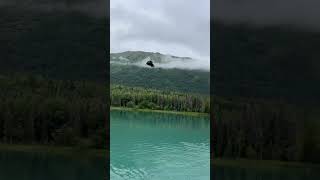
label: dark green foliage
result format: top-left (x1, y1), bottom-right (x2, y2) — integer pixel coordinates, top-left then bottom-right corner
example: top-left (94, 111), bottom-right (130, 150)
top-left (213, 22), bottom-right (320, 103)
top-left (0, 5), bottom-right (108, 150)
top-left (110, 51), bottom-right (209, 94)
top-left (212, 22), bottom-right (320, 163)
top-left (0, 75), bottom-right (107, 149)
top-left (111, 85), bottom-right (210, 113)
top-left (0, 7), bottom-right (107, 82)
top-left (212, 96), bottom-right (320, 163)
top-left (126, 101), bottom-right (136, 108)
top-left (111, 64), bottom-right (210, 94)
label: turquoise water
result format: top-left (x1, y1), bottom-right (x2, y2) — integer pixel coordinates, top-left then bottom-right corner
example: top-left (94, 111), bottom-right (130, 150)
top-left (0, 151), bottom-right (106, 179)
top-left (110, 110), bottom-right (210, 180)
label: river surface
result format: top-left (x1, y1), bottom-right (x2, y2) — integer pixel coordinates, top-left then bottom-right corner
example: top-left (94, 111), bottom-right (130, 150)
top-left (110, 110), bottom-right (210, 180)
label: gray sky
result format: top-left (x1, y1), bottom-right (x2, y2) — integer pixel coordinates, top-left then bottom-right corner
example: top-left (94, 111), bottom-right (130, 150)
top-left (111, 0), bottom-right (210, 66)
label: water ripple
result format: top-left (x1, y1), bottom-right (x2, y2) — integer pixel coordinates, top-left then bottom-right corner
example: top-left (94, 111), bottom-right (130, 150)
top-left (110, 110), bottom-right (210, 180)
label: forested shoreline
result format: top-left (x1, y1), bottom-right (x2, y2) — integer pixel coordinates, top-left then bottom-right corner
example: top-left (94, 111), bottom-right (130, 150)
top-left (0, 74), bottom-right (209, 149)
top-left (211, 22), bottom-right (320, 164)
top-left (212, 96), bottom-right (320, 163)
top-left (0, 74), bottom-right (107, 149)
top-left (3, 73), bottom-right (320, 163)
top-left (111, 85), bottom-right (210, 113)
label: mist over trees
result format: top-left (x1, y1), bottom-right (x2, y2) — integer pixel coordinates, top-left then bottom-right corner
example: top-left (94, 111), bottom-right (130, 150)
top-left (111, 64), bottom-right (210, 94)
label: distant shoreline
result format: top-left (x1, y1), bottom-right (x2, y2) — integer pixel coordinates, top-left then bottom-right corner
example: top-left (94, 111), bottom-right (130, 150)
top-left (0, 144), bottom-right (107, 158)
top-left (2, 144), bottom-right (319, 170)
top-left (213, 158), bottom-right (320, 170)
top-left (110, 106), bottom-right (210, 117)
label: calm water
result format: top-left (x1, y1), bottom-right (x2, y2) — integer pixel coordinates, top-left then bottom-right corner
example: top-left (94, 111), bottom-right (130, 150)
top-left (1, 110), bottom-right (318, 180)
top-left (110, 110), bottom-right (210, 180)
top-left (0, 151), bottom-right (106, 179)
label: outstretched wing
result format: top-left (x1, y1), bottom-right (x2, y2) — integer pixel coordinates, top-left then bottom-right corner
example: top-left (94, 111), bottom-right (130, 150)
top-left (146, 60), bottom-right (154, 67)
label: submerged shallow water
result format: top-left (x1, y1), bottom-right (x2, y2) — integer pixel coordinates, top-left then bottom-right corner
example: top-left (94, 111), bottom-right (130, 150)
top-left (110, 110), bottom-right (210, 180)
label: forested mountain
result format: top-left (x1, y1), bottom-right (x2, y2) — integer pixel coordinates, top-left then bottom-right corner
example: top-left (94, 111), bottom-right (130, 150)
top-left (212, 22), bottom-right (320, 163)
top-left (0, 3), bottom-right (107, 148)
top-left (111, 51), bottom-right (192, 64)
top-left (0, 5), bottom-right (107, 82)
top-left (111, 64), bottom-right (209, 94)
top-left (111, 51), bottom-right (210, 94)
top-left (1, 5), bottom-right (208, 93)
top-left (213, 21), bottom-right (320, 104)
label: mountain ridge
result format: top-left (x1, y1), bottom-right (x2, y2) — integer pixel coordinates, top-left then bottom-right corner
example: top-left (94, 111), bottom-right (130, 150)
top-left (110, 51), bottom-right (208, 71)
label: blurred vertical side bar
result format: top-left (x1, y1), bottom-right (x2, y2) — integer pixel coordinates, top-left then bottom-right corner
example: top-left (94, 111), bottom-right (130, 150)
top-left (211, 0), bottom-right (320, 179)
top-left (0, 0), bottom-right (109, 179)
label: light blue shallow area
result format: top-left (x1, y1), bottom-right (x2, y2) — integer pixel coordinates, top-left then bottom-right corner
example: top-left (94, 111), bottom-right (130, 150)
top-left (110, 110), bottom-right (210, 180)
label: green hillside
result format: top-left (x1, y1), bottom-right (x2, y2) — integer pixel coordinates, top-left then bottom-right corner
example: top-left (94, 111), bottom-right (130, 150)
top-left (111, 63), bottom-right (210, 94)
top-left (0, 4), bottom-right (108, 149)
top-left (212, 21), bottom-right (320, 163)
top-left (1, 6), bottom-right (208, 94)
top-left (0, 6), bottom-right (107, 82)
top-left (110, 51), bottom-right (210, 94)
top-left (213, 21), bottom-right (320, 103)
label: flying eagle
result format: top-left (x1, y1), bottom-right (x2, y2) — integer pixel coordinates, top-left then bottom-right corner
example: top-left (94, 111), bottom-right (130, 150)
top-left (146, 60), bottom-right (154, 67)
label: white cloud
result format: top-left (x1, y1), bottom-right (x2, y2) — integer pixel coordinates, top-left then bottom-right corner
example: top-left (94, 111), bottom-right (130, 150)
top-left (111, 0), bottom-right (210, 69)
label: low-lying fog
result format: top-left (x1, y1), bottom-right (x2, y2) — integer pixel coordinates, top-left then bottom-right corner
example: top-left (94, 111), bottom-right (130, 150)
top-left (111, 54), bottom-right (210, 71)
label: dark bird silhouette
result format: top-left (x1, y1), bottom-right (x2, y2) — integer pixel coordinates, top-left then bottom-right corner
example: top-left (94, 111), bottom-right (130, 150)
top-left (146, 60), bottom-right (154, 67)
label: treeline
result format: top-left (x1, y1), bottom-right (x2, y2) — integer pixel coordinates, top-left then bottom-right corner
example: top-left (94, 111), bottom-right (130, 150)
top-left (111, 85), bottom-right (210, 113)
top-left (0, 75), bottom-right (107, 149)
top-left (212, 96), bottom-right (320, 163)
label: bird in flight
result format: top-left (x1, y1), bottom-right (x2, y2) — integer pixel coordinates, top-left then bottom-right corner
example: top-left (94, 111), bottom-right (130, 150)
top-left (146, 60), bottom-right (154, 67)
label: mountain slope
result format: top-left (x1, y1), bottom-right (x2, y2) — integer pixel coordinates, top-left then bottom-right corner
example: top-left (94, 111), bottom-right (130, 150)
top-left (111, 51), bottom-right (192, 64)
top-left (0, 6), bottom-right (107, 82)
top-left (213, 22), bottom-right (320, 103)
top-left (110, 51), bottom-right (210, 94)
top-left (111, 64), bottom-right (209, 94)
top-left (111, 51), bottom-right (208, 70)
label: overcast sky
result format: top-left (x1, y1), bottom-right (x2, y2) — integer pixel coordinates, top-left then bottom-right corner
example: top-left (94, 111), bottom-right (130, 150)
top-left (110, 0), bottom-right (210, 66)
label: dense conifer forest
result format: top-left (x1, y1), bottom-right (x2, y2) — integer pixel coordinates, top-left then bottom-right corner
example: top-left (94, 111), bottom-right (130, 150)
top-left (0, 3), bottom-right (108, 149)
top-left (111, 85), bottom-right (210, 113)
top-left (0, 75), bottom-right (107, 148)
top-left (0, 73), bottom-right (209, 148)
top-left (212, 97), bottom-right (320, 163)
top-left (212, 22), bottom-right (320, 163)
